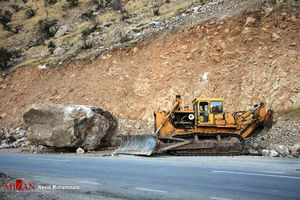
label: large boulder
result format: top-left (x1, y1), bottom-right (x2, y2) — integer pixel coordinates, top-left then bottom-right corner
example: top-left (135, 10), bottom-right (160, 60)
top-left (23, 104), bottom-right (118, 150)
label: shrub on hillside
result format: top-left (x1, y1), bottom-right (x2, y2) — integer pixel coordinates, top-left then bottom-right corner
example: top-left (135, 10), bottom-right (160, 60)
top-left (44, 0), bottom-right (57, 6)
top-left (113, 0), bottom-right (122, 10)
top-left (121, 9), bottom-right (129, 21)
top-left (47, 41), bottom-right (55, 54)
top-left (81, 10), bottom-right (95, 21)
top-left (66, 0), bottom-right (78, 7)
top-left (119, 32), bottom-right (130, 43)
top-left (10, 5), bottom-right (23, 12)
top-left (0, 48), bottom-right (21, 70)
top-left (91, 0), bottom-right (113, 10)
top-left (25, 8), bottom-right (36, 19)
top-left (37, 19), bottom-right (58, 39)
top-left (0, 11), bottom-right (12, 30)
top-left (153, 5), bottom-right (160, 16)
top-left (10, 24), bottom-right (23, 34)
top-left (81, 25), bottom-right (97, 37)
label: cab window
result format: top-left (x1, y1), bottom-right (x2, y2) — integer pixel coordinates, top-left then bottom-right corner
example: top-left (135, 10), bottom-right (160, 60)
top-left (199, 102), bottom-right (209, 122)
top-left (210, 101), bottom-right (223, 114)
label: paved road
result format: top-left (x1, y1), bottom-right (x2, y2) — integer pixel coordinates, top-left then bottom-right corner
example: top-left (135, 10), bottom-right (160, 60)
top-left (0, 152), bottom-right (300, 200)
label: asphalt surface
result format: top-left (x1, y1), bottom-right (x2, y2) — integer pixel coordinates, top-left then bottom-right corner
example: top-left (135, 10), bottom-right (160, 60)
top-left (0, 152), bottom-right (300, 200)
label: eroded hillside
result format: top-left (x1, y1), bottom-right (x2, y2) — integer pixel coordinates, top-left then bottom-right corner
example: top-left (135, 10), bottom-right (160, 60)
top-left (0, 0), bottom-right (261, 69)
top-left (0, 1), bottom-right (299, 128)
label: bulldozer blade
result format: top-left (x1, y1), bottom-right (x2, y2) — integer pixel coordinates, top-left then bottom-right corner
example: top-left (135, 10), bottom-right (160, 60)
top-left (114, 134), bottom-right (158, 156)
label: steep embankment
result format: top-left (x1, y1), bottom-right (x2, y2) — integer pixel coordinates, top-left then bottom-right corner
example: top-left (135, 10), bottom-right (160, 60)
top-left (1, 3), bottom-right (299, 128)
top-left (0, 0), bottom-right (261, 69)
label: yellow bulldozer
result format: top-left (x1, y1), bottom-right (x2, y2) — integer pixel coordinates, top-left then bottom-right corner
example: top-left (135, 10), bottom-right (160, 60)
top-left (115, 95), bottom-right (273, 156)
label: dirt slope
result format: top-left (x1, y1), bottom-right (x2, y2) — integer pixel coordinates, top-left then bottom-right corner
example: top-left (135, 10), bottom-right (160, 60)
top-left (0, 6), bottom-right (300, 128)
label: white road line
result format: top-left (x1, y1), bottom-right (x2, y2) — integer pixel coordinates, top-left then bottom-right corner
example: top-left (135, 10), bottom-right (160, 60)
top-left (210, 197), bottom-right (233, 200)
top-left (212, 170), bottom-right (300, 180)
top-left (77, 180), bottom-right (102, 185)
top-left (263, 171), bottom-right (285, 174)
top-left (135, 187), bottom-right (167, 193)
top-left (28, 158), bottom-right (71, 162)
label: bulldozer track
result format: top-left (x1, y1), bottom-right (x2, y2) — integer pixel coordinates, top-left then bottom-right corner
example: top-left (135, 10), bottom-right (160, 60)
top-left (165, 132), bottom-right (244, 156)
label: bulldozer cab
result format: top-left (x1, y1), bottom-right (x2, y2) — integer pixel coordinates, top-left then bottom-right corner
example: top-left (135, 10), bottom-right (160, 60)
top-left (192, 98), bottom-right (224, 125)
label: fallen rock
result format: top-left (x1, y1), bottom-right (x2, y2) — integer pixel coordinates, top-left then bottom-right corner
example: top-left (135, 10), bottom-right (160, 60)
top-left (76, 147), bottom-right (84, 154)
top-left (262, 149), bottom-right (278, 157)
top-left (24, 103), bottom-right (118, 151)
top-left (289, 144), bottom-right (300, 158)
top-left (273, 145), bottom-right (289, 157)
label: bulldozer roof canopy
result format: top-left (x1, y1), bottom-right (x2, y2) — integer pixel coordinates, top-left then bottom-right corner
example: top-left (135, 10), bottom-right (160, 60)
top-left (192, 98), bottom-right (224, 103)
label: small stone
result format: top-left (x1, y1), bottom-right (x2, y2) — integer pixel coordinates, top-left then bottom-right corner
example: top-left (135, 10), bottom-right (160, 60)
top-left (54, 25), bottom-right (72, 38)
top-left (224, 28), bottom-right (230, 33)
top-left (220, 42), bottom-right (227, 49)
top-left (274, 145), bottom-right (289, 157)
top-left (14, 131), bottom-right (25, 139)
top-left (76, 147), bottom-right (85, 154)
top-left (186, 54), bottom-right (192, 60)
top-left (227, 37), bottom-right (236, 43)
top-left (38, 64), bottom-right (47, 70)
top-left (271, 149), bottom-right (279, 157)
top-left (291, 42), bottom-right (297, 46)
top-left (261, 27), bottom-right (268, 33)
top-left (160, 55), bottom-right (167, 59)
top-left (53, 47), bottom-right (66, 56)
top-left (262, 149), bottom-right (269, 156)
top-left (0, 113), bottom-right (7, 119)
top-left (181, 45), bottom-right (187, 50)
top-left (262, 149), bottom-right (278, 157)
top-left (289, 144), bottom-right (300, 157)
top-left (244, 16), bottom-right (256, 27)
top-left (242, 27), bottom-right (251, 35)
top-left (210, 53), bottom-right (220, 63)
top-left (133, 47), bottom-right (138, 53)
top-left (272, 33), bottom-right (280, 42)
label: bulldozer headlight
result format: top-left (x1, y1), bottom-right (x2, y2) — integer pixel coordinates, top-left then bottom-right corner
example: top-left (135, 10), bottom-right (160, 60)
top-left (188, 114), bottom-right (194, 120)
